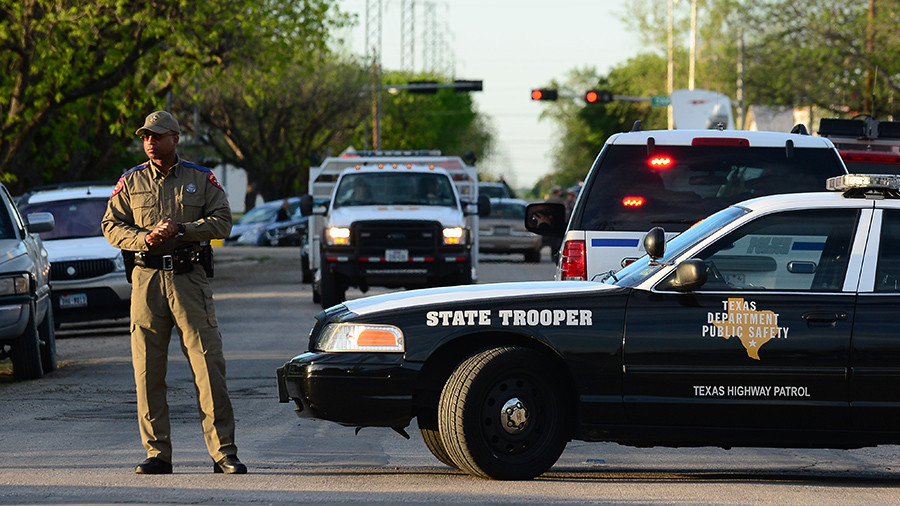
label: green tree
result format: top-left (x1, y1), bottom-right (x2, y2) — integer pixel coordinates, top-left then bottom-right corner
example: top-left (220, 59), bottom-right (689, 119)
top-left (0, 0), bottom-right (348, 193)
top-left (534, 53), bottom-right (672, 194)
top-left (188, 57), bottom-right (370, 209)
top-left (743, 0), bottom-right (900, 118)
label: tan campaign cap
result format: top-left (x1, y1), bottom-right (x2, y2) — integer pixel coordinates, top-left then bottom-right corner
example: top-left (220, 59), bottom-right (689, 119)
top-left (135, 110), bottom-right (181, 135)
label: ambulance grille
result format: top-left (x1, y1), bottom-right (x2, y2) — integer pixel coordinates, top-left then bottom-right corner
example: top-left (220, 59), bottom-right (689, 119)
top-left (353, 220), bottom-right (441, 258)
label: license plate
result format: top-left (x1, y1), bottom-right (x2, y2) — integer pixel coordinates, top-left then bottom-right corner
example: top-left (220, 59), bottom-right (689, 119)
top-left (59, 293), bottom-right (88, 308)
top-left (494, 226), bottom-right (510, 235)
top-left (385, 249), bottom-right (409, 262)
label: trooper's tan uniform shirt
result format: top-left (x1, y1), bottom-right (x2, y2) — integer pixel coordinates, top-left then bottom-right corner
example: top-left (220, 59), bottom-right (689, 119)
top-left (102, 158), bottom-right (237, 463)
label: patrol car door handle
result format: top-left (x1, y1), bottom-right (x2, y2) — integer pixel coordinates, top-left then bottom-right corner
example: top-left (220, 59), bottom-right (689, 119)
top-left (802, 311), bottom-right (847, 327)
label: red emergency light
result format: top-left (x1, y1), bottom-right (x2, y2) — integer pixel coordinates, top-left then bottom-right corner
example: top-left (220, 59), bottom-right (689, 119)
top-left (648, 155), bottom-right (674, 168)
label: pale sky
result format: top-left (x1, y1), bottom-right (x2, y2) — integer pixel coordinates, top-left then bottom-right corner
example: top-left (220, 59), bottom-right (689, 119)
top-left (337, 0), bottom-right (643, 190)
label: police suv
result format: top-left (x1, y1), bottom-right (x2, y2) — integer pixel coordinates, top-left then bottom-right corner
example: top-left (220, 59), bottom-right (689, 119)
top-left (531, 126), bottom-right (848, 282)
top-left (279, 174), bottom-right (900, 480)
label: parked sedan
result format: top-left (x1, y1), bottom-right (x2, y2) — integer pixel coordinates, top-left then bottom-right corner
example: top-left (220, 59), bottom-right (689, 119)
top-left (478, 198), bottom-right (542, 262)
top-left (226, 197), bottom-right (302, 246)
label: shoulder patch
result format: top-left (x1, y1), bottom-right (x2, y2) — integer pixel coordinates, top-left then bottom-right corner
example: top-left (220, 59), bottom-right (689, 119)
top-left (110, 177), bottom-right (125, 199)
top-left (184, 161), bottom-right (225, 192)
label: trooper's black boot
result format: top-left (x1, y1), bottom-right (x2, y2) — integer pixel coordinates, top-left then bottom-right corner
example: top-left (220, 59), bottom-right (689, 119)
top-left (135, 457), bottom-right (172, 475)
top-left (213, 455), bottom-right (247, 474)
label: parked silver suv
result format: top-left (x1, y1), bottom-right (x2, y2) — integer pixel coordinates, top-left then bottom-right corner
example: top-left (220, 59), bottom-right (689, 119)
top-left (0, 183), bottom-right (56, 380)
top-left (18, 183), bottom-right (130, 325)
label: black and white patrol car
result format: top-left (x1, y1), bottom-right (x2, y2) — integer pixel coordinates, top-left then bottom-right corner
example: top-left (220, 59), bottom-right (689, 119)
top-left (278, 174), bottom-right (900, 480)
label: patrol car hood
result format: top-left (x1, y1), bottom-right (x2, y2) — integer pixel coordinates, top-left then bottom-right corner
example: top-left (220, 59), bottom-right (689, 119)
top-left (328, 206), bottom-right (462, 227)
top-left (342, 280), bottom-right (619, 316)
top-left (42, 236), bottom-right (119, 261)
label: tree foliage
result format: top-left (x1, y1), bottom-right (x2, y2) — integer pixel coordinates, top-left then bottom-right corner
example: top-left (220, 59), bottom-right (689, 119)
top-left (0, 0), bottom-right (354, 195)
top-left (351, 72), bottom-right (494, 164)
top-left (538, 0), bottom-right (900, 191)
top-left (186, 58), bottom-right (370, 208)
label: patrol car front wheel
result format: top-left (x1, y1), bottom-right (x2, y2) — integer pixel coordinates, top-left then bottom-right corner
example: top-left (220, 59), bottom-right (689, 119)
top-left (438, 346), bottom-right (568, 480)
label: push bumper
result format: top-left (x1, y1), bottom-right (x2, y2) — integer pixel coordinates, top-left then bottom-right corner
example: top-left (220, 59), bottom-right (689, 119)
top-left (325, 251), bottom-right (470, 287)
top-left (277, 352), bottom-right (420, 428)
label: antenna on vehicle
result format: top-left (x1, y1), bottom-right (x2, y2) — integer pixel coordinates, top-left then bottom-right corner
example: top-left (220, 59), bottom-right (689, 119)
top-left (631, 120), bottom-right (642, 132)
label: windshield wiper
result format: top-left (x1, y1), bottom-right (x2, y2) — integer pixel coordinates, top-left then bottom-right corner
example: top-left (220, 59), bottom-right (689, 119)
top-left (598, 269), bottom-right (619, 283)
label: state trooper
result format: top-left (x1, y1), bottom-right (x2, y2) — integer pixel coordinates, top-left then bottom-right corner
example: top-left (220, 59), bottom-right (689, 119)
top-left (102, 110), bottom-right (247, 475)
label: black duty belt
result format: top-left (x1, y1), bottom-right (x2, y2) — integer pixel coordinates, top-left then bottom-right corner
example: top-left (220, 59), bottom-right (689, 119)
top-left (135, 246), bottom-right (200, 274)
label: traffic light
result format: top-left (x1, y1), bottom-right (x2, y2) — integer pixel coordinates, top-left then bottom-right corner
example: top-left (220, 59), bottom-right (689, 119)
top-left (453, 80), bottom-right (483, 92)
top-left (408, 80), bottom-right (438, 94)
top-left (531, 89), bottom-right (558, 101)
top-left (584, 90), bottom-right (613, 104)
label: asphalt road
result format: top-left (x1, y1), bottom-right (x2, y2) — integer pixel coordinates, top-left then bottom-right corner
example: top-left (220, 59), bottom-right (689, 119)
top-left (1, 246), bottom-right (899, 504)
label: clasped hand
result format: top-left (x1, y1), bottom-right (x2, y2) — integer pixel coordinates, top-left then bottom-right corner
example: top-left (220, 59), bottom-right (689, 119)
top-left (145, 218), bottom-right (178, 246)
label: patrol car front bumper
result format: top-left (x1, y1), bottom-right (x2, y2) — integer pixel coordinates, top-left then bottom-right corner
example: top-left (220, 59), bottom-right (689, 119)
top-left (277, 351), bottom-right (419, 428)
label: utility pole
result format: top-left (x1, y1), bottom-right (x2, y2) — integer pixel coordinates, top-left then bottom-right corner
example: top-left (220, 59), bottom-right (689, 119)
top-left (688, 0), bottom-right (697, 90)
top-left (865, 0), bottom-right (875, 116)
top-left (366, 0), bottom-right (383, 150)
top-left (667, 0), bottom-right (677, 129)
top-left (401, 0), bottom-right (415, 72)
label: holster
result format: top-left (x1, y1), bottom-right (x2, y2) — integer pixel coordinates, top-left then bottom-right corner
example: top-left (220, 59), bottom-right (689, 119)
top-left (122, 250), bottom-right (136, 284)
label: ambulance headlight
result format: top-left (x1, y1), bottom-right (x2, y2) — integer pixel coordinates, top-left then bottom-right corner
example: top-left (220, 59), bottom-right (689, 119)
top-left (442, 226), bottom-right (465, 245)
top-left (316, 323), bottom-right (404, 352)
top-left (326, 227), bottom-right (351, 246)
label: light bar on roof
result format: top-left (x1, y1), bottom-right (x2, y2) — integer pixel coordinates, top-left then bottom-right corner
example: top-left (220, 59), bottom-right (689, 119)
top-left (826, 174), bottom-right (900, 192)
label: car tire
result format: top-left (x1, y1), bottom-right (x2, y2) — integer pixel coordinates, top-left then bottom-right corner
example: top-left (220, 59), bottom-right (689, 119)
top-left (319, 265), bottom-right (344, 309)
top-left (438, 346), bottom-right (569, 480)
top-left (38, 307), bottom-right (57, 374)
top-left (418, 411), bottom-right (459, 469)
top-left (10, 309), bottom-right (43, 380)
top-left (524, 248), bottom-right (541, 263)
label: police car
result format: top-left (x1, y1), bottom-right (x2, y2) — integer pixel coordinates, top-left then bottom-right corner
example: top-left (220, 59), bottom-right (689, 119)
top-left (277, 174), bottom-right (900, 480)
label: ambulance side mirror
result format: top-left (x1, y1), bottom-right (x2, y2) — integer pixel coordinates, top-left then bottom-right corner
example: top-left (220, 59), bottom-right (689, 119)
top-left (525, 202), bottom-right (566, 237)
top-left (299, 195), bottom-right (314, 217)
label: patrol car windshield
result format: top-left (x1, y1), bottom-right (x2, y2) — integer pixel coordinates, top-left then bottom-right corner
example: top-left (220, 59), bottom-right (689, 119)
top-left (18, 198), bottom-right (106, 240)
top-left (607, 206), bottom-right (750, 287)
top-left (576, 144), bottom-right (843, 233)
top-left (334, 173), bottom-right (457, 208)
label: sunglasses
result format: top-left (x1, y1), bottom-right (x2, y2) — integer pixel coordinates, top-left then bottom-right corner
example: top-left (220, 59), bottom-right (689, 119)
top-left (141, 132), bottom-right (176, 141)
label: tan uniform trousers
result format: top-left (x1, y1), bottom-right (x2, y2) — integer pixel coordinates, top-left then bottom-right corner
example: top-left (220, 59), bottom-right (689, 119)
top-left (130, 264), bottom-right (237, 463)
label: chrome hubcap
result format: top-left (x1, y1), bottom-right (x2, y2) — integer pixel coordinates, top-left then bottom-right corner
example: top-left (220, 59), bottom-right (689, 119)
top-left (500, 397), bottom-right (529, 434)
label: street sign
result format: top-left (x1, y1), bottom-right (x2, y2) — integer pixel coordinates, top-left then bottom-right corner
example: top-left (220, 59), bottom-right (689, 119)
top-left (651, 95), bottom-right (671, 107)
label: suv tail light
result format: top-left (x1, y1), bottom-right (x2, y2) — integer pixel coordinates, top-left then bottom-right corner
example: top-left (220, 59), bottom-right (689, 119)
top-left (560, 240), bottom-right (586, 280)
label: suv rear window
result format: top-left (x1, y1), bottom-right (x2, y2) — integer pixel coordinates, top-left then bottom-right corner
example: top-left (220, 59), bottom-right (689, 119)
top-left (575, 144), bottom-right (846, 233)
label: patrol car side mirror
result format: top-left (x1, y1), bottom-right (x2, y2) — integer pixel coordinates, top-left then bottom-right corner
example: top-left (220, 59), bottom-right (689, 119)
top-left (643, 227), bottom-right (666, 260)
top-left (525, 202), bottom-right (566, 238)
top-left (299, 195), bottom-right (314, 217)
top-left (657, 258), bottom-right (708, 292)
